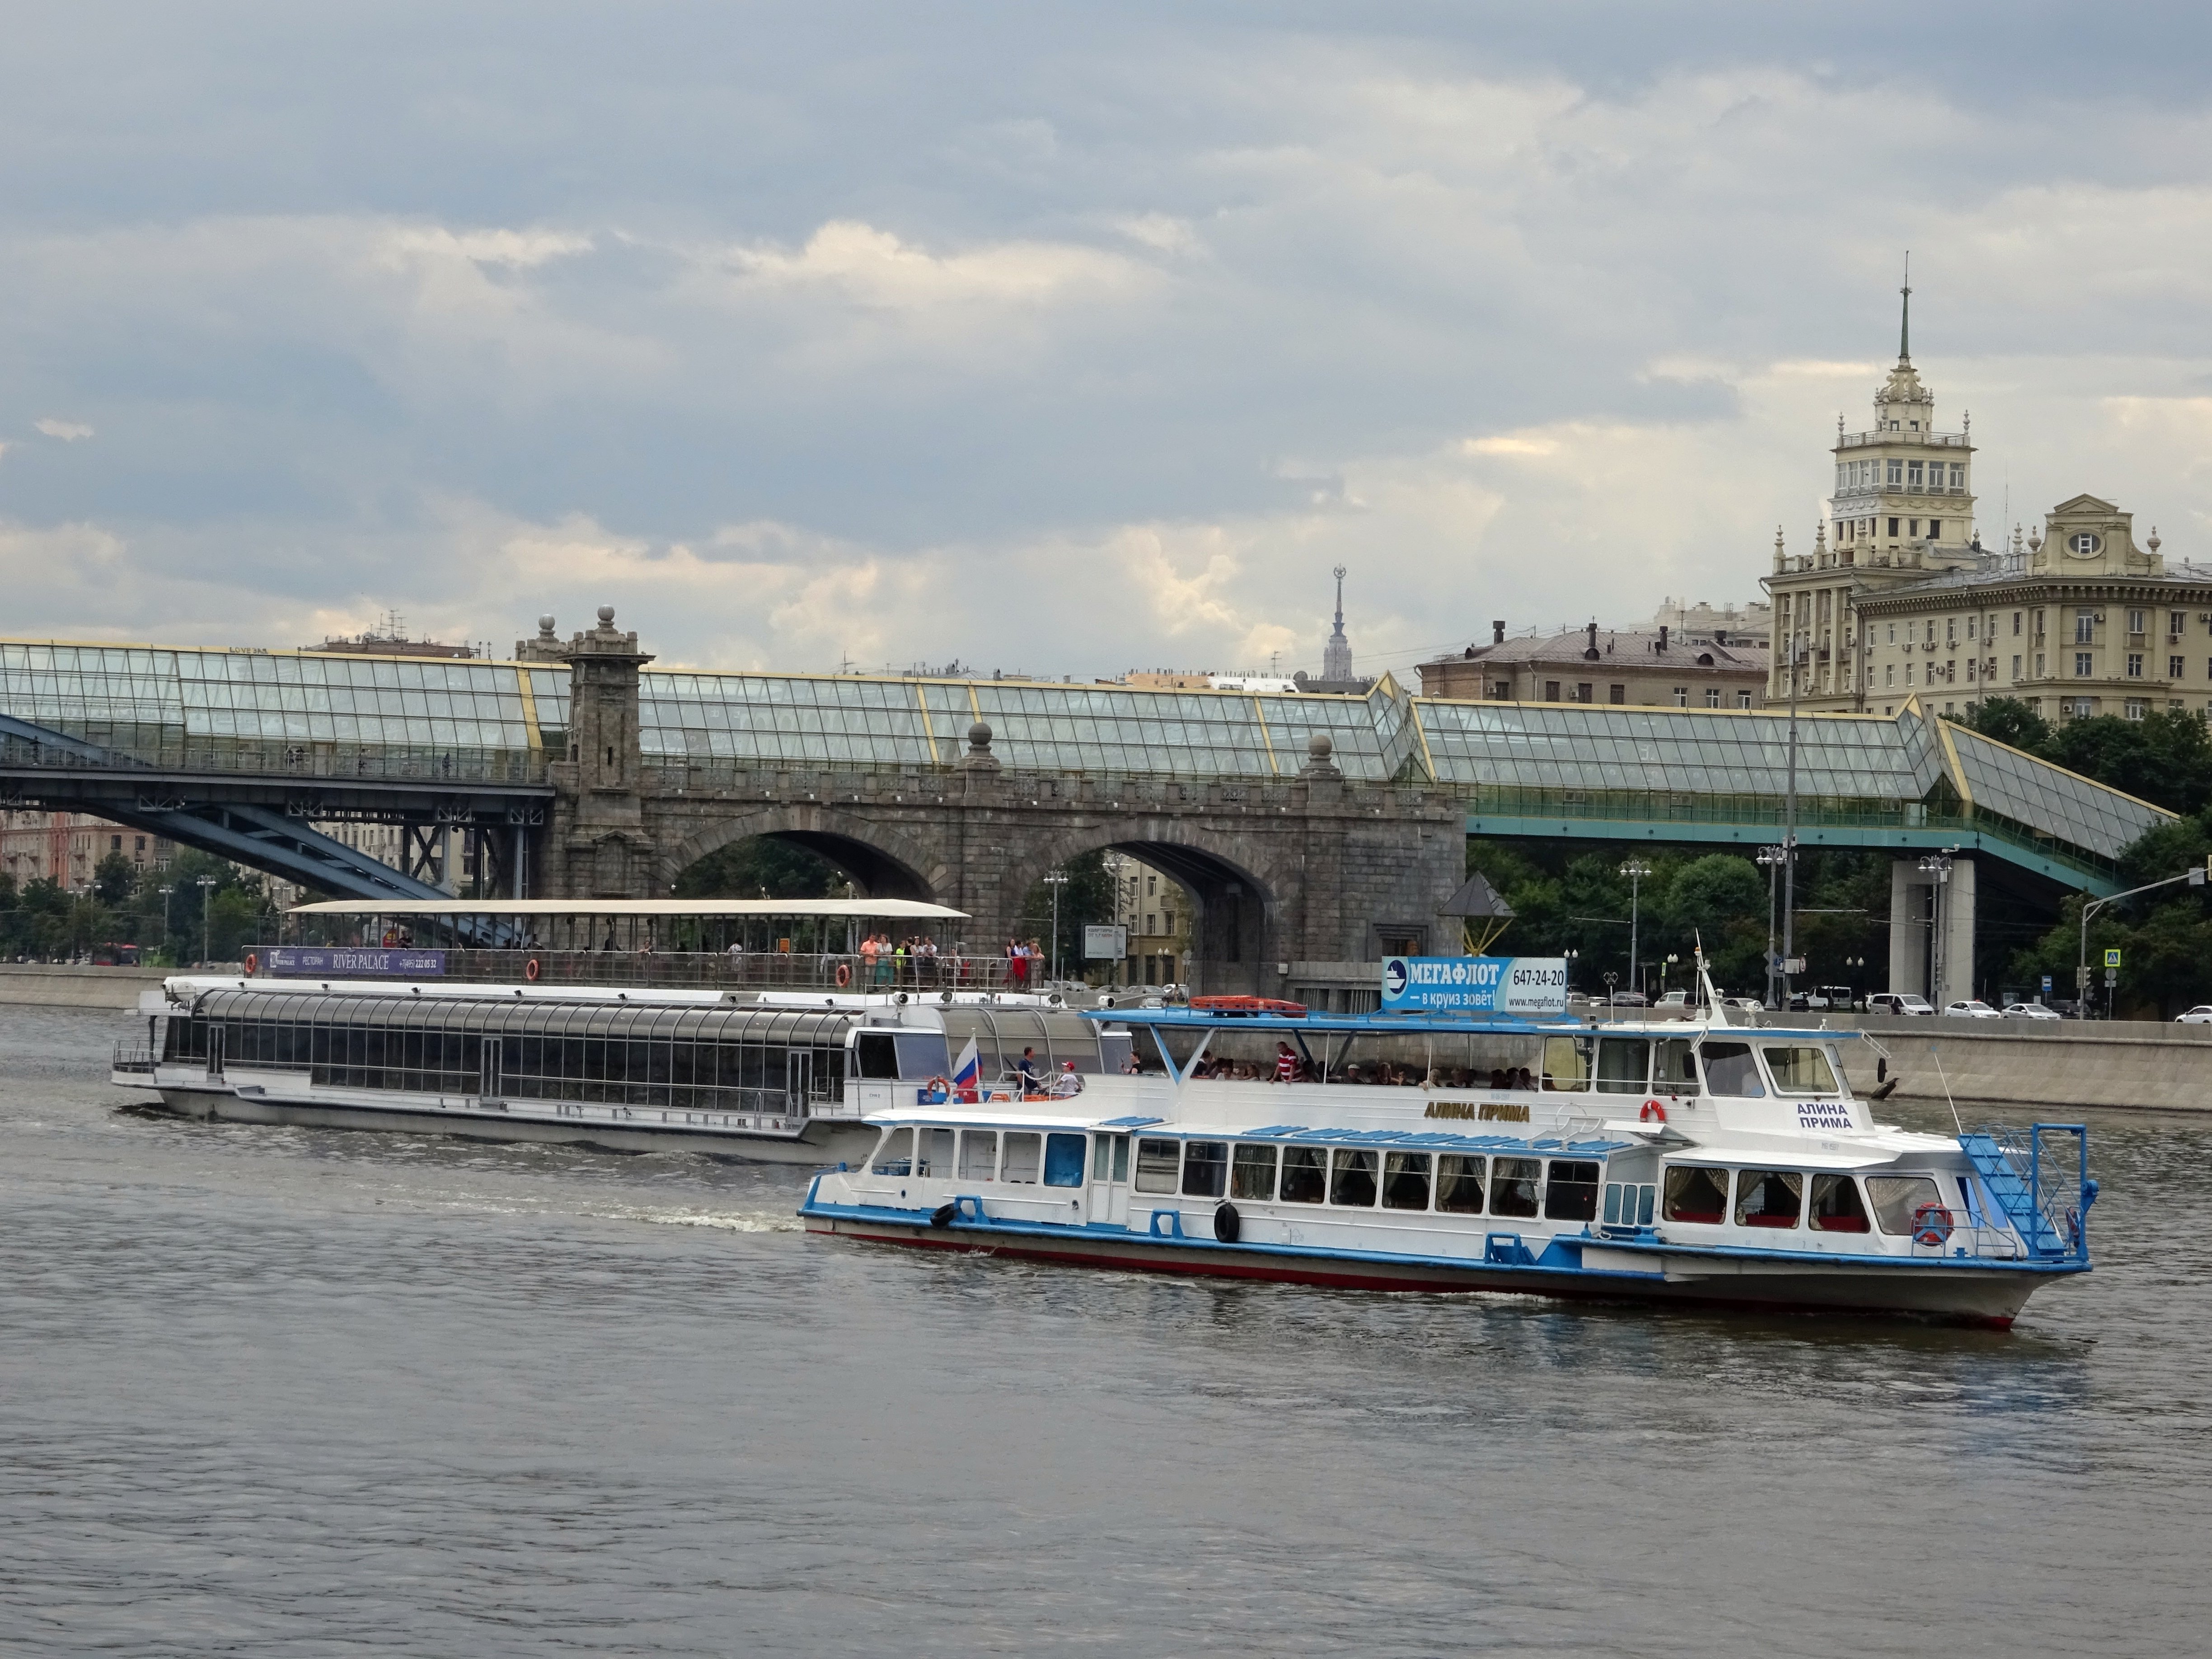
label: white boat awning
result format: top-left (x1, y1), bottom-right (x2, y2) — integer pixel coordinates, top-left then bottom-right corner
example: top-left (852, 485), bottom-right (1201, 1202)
top-left (286, 897), bottom-right (970, 920)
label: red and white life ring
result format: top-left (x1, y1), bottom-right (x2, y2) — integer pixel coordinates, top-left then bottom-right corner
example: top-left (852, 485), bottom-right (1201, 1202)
top-left (244, 951), bottom-right (258, 975)
top-left (834, 961), bottom-right (853, 988)
top-left (524, 957), bottom-right (541, 982)
top-left (1639, 1099), bottom-right (1667, 1125)
top-left (1911, 1203), bottom-right (1956, 1248)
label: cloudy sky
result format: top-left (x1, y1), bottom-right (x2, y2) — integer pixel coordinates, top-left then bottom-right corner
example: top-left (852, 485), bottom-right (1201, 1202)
top-left (5, 2), bottom-right (2210, 680)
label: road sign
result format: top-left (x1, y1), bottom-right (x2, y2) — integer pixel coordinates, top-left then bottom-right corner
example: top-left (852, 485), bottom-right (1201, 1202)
top-left (2105, 968), bottom-right (2119, 987)
top-left (1083, 924), bottom-right (1128, 960)
top-left (2041, 975), bottom-right (2053, 997)
top-left (2104, 948), bottom-right (2123, 969)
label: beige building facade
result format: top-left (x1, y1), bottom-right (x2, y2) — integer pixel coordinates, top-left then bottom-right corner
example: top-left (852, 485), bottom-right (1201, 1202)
top-left (1419, 621), bottom-right (1767, 708)
top-left (1, 811), bottom-right (171, 892)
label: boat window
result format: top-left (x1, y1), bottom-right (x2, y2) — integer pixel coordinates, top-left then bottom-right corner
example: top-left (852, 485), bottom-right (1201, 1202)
top-left (854, 1031), bottom-right (900, 1080)
top-left (1541, 1036), bottom-right (1591, 1092)
top-left (894, 1031), bottom-right (954, 1081)
top-left (1231, 1144), bottom-right (1278, 1200)
top-left (1603, 1181), bottom-right (1657, 1227)
top-left (1096, 1133), bottom-right (1130, 1183)
top-left (1663, 1165), bottom-right (1729, 1224)
top-left (1808, 1172), bottom-right (1870, 1232)
top-left (1181, 1141), bottom-right (1229, 1199)
top-left (870, 1126), bottom-right (915, 1176)
top-left (1134, 1137), bottom-right (1181, 1194)
top-left (1490, 1157), bottom-right (1542, 1218)
top-left (1762, 1045), bottom-right (1840, 1095)
top-left (959, 1129), bottom-right (998, 1182)
top-left (1594, 1037), bottom-right (1650, 1095)
top-left (1654, 1038), bottom-right (1698, 1095)
top-left (1330, 1148), bottom-right (1379, 1207)
top-left (1735, 1169), bottom-right (1802, 1228)
top-left (1866, 1175), bottom-right (1943, 1235)
top-left (1001, 1132), bottom-right (1042, 1184)
top-left (1543, 1159), bottom-right (1601, 1222)
top-left (919, 1127), bottom-right (954, 1176)
top-left (1280, 1145), bottom-right (1326, 1203)
top-left (1436, 1155), bottom-right (1486, 1213)
top-left (1043, 1133), bottom-right (1087, 1187)
top-left (1699, 1042), bottom-right (1765, 1097)
top-left (1382, 1152), bottom-right (1432, 1209)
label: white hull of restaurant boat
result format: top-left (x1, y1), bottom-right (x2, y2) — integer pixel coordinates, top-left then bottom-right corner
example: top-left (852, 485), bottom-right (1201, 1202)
top-left (123, 1067), bottom-right (877, 1165)
top-left (800, 1203), bottom-right (2046, 1326)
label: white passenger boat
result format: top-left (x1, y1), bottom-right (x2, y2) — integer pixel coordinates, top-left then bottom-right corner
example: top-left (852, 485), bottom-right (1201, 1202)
top-left (111, 977), bottom-right (1125, 1164)
top-left (801, 977), bottom-right (2097, 1326)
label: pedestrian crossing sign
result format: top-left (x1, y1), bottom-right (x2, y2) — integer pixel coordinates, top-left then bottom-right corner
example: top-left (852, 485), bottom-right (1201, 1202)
top-left (2103, 948), bottom-right (2122, 968)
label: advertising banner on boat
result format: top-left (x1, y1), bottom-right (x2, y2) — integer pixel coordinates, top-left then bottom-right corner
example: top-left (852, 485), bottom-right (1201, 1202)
top-left (1380, 956), bottom-right (1568, 1016)
top-left (264, 947), bottom-right (447, 978)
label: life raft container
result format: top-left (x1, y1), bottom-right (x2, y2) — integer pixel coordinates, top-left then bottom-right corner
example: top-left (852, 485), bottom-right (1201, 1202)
top-left (1187, 995), bottom-right (1308, 1016)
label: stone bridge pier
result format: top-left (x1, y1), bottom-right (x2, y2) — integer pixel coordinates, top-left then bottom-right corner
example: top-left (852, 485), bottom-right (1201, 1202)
top-left (538, 623), bottom-right (1462, 996)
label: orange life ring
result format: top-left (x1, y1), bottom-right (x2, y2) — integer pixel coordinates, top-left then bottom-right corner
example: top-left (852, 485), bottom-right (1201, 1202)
top-left (1911, 1203), bottom-right (1956, 1248)
top-left (1639, 1100), bottom-right (1667, 1124)
top-left (244, 951), bottom-right (258, 975)
top-left (524, 957), bottom-right (541, 982)
top-left (834, 962), bottom-right (853, 988)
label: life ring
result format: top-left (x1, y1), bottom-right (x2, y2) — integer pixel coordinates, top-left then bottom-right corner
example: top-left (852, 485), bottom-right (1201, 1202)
top-left (524, 957), bottom-right (541, 982)
top-left (1911, 1203), bottom-right (1956, 1248)
top-left (926, 1076), bottom-right (950, 1101)
top-left (834, 962), bottom-right (852, 988)
top-left (1214, 1201), bottom-right (1242, 1243)
top-left (1639, 1100), bottom-right (1667, 1124)
top-left (243, 951), bottom-right (258, 975)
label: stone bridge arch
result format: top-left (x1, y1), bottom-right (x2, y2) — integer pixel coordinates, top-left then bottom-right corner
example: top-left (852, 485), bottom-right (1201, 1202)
top-left (660, 803), bottom-right (947, 904)
top-left (998, 818), bottom-right (1295, 995)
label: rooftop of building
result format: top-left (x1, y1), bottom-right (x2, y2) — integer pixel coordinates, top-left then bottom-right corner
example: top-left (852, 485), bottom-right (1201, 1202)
top-left (1425, 623), bottom-right (1770, 673)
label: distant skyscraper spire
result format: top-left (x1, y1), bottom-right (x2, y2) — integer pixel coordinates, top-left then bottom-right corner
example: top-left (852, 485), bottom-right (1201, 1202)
top-left (1321, 564), bottom-right (1354, 682)
top-left (1898, 250), bottom-right (1912, 363)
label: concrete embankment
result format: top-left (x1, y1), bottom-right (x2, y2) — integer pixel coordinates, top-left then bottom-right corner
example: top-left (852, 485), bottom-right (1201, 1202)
top-left (0, 964), bottom-right (177, 1010)
top-left (1820, 1013), bottom-right (2212, 1115)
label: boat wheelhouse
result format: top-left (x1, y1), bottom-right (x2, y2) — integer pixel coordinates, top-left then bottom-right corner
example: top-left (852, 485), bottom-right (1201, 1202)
top-left (112, 976), bottom-right (1130, 1162)
top-left (800, 995), bottom-right (2097, 1326)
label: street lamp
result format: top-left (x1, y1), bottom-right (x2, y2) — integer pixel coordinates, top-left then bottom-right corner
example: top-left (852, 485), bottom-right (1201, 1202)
top-left (1917, 850), bottom-right (1955, 1007)
top-left (1043, 868), bottom-right (1070, 983)
top-left (157, 883), bottom-right (174, 961)
top-left (1618, 859), bottom-right (1652, 999)
top-left (196, 874), bottom-right (218, 965)
top-left (1602, 970), bottom-right (1618, 1015)
top-left (1755, 844), bottom-right (1788, 1007)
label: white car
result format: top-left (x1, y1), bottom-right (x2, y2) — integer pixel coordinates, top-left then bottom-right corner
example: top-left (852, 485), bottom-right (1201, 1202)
top-left (1943, 999), bottom-right (2004, 1019)
top-left (1866, 993), bottom-right (1935, 1017)
top-left (2003, 1002), bottom-right (2063, 1021)
top-left (2176, 1006), bottom-right (2212, 1025)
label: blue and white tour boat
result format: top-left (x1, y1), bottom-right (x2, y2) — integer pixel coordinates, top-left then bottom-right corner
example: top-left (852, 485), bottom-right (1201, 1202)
top-left (801, 970), bottom-right (2096, 1326)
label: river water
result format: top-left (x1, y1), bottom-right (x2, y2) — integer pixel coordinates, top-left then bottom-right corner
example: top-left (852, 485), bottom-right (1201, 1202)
top-left (3, 1006), bottom-right (2206, 1657)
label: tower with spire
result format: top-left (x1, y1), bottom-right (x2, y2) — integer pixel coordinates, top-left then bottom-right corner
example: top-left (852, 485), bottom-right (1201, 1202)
top-left (1321, 565), bottom-right (1355, 683)
top-left (1764, 259), bottom-right (1978, 712)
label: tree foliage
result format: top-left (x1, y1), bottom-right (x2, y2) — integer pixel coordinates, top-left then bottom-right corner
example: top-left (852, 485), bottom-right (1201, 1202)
top-left (674, 836), bottom-right (848, 900)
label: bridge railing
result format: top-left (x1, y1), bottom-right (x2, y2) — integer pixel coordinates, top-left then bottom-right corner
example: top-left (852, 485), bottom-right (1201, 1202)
top-left (0, 732), bottom-right (548, 787)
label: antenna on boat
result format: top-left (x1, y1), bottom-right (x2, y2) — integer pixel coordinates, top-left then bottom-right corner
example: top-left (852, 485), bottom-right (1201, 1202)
top-left (1694, 936), bottom-right (1729, 1027)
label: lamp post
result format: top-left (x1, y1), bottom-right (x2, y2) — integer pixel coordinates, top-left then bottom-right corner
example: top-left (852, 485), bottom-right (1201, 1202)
top-left (1602, 970), bottom-right (1618, 1015)
top-left (1618, 859), bottom-right (1652, 999)
top-left (1043, 868), bottom-right (1070, 983)
top-left (196, 873), bottom-right (218, 966)
top-left (1917, 850), bottom-right (1955, 1007)
top-left (1755, 844), bottom-right (1787, 1007)
top-left (157, 883), bottom-right (174, 961)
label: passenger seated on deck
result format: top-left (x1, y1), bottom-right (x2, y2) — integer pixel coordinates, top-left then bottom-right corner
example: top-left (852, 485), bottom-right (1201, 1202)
top-left (1340, 1064), bottom-right (1365, 1085)
top-left (1515, 1067), bottom-right (1537, 1091)
top-left (1489, 1067), bottom-right (1508, 1090)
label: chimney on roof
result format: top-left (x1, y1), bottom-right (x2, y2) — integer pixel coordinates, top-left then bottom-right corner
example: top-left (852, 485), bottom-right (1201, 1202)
top-left (1659, 624), bottom-right (1670, 653)
top-left (1492, 619), bottom-right (1506, 645)
top-left (1584, 621), bottom-right (1600, 661)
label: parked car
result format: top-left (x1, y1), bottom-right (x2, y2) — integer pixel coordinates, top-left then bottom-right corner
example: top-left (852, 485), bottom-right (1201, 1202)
top-left (1654, 989), bottom-right (1690, 1008)
top-left (1725, 995), bottom-right (1765, 1013)
top-left (1866, 992), bottom-right (1935, 1017)
top-left (2176, 1006), bottom-right (2212, 1025)
top-left (2002, 1002), bottom-right (2063, 1021)
top-left (1944, 999), bottom-right (2004, 1019)
top-left (1607, 991), bottom-right (1649, 1008)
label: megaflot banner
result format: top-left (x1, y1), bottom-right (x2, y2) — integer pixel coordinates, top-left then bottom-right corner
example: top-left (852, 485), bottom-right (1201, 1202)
top-left (1380, 956), bottom-right (1568, 1016)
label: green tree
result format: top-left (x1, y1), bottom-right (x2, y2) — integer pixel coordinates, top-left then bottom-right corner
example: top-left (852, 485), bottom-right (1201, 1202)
top-left (1018, 849), bottom-right (1115, 979)
top-left (93, 850), bottom-right (139, 907)
top-left (1659, 854), bottom-right (1767, 989)
top-left (674, 835), bottom-right (848, 900)
top-left (1961, 695), bottom-right (2052, 755)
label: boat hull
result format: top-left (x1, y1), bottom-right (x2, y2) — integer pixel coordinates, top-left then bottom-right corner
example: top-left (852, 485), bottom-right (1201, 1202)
top-left (803, 1208), bottom-right (2053, 1327)
top-left (132, 1080), bottom-right (869, 1165)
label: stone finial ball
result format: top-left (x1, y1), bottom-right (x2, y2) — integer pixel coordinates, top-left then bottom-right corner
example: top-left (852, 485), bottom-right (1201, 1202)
top-left (968, 720), bottom-right (993, 748)
top-left (538, 614), bottom-right (556, 632)
top-left (597, 604), bottom-right (617, 624)
top-left (1308, 733), bottom-right (1333, 760)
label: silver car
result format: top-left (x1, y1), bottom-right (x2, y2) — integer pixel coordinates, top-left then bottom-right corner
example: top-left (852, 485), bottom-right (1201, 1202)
top-left (2002, 1002), bottom-right (2062, 1022)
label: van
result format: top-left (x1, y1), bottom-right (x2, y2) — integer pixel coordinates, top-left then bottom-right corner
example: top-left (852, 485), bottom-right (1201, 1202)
top-left (1866, 992), bottom-right (1934, 1017)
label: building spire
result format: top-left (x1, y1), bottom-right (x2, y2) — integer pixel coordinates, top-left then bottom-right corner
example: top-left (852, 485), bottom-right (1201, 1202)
top-left (1898, 250), bottom-right (1912, 363)
top-left (1332, 564), bottom-right (1345, 630)
top-left (1321, 565), bottom-right (1354, 683)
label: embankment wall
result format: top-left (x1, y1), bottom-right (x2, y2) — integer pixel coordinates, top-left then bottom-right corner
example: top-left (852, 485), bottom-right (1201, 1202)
top-left (0, 964), bottom-right (178, 1010)
top-left (1822, 1014), bottom-right (2212, 1115)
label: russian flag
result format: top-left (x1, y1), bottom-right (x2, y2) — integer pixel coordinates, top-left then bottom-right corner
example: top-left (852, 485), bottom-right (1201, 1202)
top-left (951, 1036), bottom-right (982, 1103)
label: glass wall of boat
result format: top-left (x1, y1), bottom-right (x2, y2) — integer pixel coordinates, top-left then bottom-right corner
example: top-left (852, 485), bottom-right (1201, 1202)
top-left (269, 899), bottom-right (1052, 991)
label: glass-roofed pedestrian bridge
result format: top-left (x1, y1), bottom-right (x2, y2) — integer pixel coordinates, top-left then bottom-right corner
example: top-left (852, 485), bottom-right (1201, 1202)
top-left (0, 639), bottom-right (2169, 894)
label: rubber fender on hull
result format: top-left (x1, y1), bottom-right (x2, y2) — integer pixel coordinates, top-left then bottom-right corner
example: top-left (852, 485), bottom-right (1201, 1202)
top-left (1214, 1201), bottom-right (1241, 1243)
top-left (929, 1201), bottom-right (959, 1228)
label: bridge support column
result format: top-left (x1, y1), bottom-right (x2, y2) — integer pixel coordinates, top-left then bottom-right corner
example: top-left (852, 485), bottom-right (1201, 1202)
top-left (1888, 856), bottom-right (1976, 1005)
top-left (1887, 860), bottom-right (1925, 999)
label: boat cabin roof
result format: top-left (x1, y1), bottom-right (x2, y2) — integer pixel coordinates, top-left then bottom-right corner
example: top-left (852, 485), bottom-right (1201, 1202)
top-left (1079, 1006), bottom-right (1860, 1042)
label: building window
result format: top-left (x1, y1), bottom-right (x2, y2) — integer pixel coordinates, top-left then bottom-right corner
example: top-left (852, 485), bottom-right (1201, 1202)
top-left (1949, 464), bottom-right (1965, 489)
top-left (2011, 656), bottom-right (2021, 680)
top-left (2127, 653), bottom-right (2145, 678)
top-left (2012, 612), bottom-right (2021, 637)
top-left (2128, 609), bottom-right (2147, 636)
top-left (1929, 520), bottom-right (1942, 541)
top-left (1610, 684), bottom-right (1626, 704)
top-left (1889, 516), bottom-right (1901, 536)
top-left (2071, 532), bottom-right (2101, 556)
top-left (2172, 656), bottom-right (2186, 680)
top-left (2035, 652), bottom-right (2047, 677)
top-left (1672, 688), bottom-right (1688, 708)
top-left (2076, 652), bottom-right (2094, 677)
top-left (1545, 680), bottom-right (1561, 701)
top-left (1946, 619), bottom-right (1957, 647)
top-left (1885, 664), bottom-right (1894, 688)
top-left (1885, 623), bottom-right (1895, 644)
top-left (1907, 460), bottom-right (1924, 488)
top-left (1947, 660), bottom-right (1957, 682)
top-left (2171, 612), bottom-right (2188, 637)
top-left (109, 834), bottom-right (121, 851)
top-left (1737, 691), bottom-right (1752, 709)
top-left (1704, 688), bottom-right (1721, 708)
top-left (1887, 461), bottom-right (1903, 486)
top-left (2125, 699), bottom-right (2147, 721)
top-left (1905, 662), bottom-right (1915, 685)
top-left (2075, 611), bottom-right (2096, 644)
